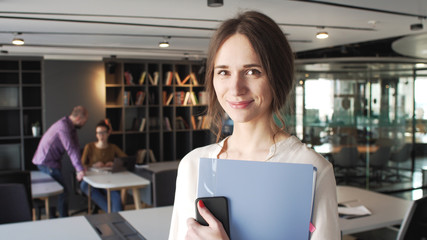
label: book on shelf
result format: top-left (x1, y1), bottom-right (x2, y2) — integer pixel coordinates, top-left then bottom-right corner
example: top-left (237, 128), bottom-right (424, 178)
top-left (164, 117), bottom-right (172, 131)
top-left (183, 91), bottom-right (191, 106)
top-left (131, 118), bottom-right (141, 131)
top-left (148, 71), bottom-right (159, 85)
top-left (123, 91), bottom-right (133, 106)
top-left (174, 91), bottom-right (185, 105)
top-left (139, 118), bottom-right (146, 132)
top-left (165, 93), bottom-right (174, 106)
top-left (175, 116), bottom-right (189, 130)
top-left (136, 149), bottom-right (147, 164)
top-left (190, 91), bottom-right (199, 105)
top-left (139, 71), bottom-right (147, 85)
top-left (174, 72), bottom-right (182, 85)
top-left (135, 91), bottom-right (145, 105)
top-left (124, 71), bottom-right (134, 85)
top-left (148, 149), bottom-right (157, 163)
top-left (181, 72), bottom-right (199, 85)
top-left (164, 71), bottom-right (173, 86)
top-left (191, 116), bottom-right (197, 129)
top-left (181, 74), bottom-right (191, 85)
top-left (190, 72), bottom-right (199, 85)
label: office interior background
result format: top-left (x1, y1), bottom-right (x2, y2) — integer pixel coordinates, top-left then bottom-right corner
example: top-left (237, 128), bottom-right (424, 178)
top-left (1, 0), bottom-right (427, 223)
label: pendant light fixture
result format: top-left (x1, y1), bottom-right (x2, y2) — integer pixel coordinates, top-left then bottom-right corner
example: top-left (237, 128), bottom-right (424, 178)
top-left (12, 33), bottom-right (24, 45)
top-left (316, 27), bottom-right (328, 39)
top-left (159, 36), bottom-right (171, 48)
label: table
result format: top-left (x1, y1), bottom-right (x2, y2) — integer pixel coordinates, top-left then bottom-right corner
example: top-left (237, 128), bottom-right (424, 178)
top-left (83, 171), bottom-right (150, 213)
top-left (0, 186), bottom-right (412, 239)
top-left (0, 215), bottom-right (100, 240)
top-left (120, 206), bottom-right (172, 239)
top-left (314, 143), bottom-right (379, 155)
top-left (31, 171), bottom-right (64, 219)
top-left (337, 185), bottom-right (412, 235)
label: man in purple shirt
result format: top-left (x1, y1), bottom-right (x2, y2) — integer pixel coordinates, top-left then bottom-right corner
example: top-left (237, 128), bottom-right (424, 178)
top-left (33, 105), bottom-right (88, 217)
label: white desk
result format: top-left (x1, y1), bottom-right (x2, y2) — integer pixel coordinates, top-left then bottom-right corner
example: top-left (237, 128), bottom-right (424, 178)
top-left (31, 171), bottom-right (64, 219)
top-left (120, 206), bottom-right (172, 240)
top-left (337, 185), bottom-right (412, 235)
top-left (0, 215), bottom-right (100, 240)
top-left (83, 171), bottom-right (150, 213)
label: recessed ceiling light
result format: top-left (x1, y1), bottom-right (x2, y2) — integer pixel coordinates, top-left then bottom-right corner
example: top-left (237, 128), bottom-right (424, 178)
top-left (12, 38), bottom-right (24, 45)
top-left (316, 32), bottom-right (329, 39)
top-left (159, 41), bottom-right (169, 48)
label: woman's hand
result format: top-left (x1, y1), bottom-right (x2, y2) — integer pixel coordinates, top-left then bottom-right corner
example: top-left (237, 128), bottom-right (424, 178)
top-left (185, 200), bottom-right (229, 240)
top-left (92, 161), bottom-right (105, 168)
top-left (105, 161), bottom-right (114, 167)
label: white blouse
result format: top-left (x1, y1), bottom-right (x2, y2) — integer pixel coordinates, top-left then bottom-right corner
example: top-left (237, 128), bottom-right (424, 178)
top-left (168, 136), bottom-right (341, 240)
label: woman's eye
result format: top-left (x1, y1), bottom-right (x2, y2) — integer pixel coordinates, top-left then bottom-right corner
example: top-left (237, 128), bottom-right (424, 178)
top-left (247, 69), bottom-right (261, 75)
top-left (217, 70), bottom-right (227, 76)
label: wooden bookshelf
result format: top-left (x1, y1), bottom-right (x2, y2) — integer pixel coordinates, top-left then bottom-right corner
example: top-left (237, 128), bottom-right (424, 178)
top-left (104, 59), bottom-right (214, 162)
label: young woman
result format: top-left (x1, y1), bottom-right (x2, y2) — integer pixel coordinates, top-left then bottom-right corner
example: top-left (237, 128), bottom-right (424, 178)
top-left (169, 11), bottom-right (340, 240)
top-left (80, 119), bottom-right (127, 212)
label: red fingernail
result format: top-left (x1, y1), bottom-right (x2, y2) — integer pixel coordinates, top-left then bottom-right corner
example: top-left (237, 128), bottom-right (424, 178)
top-left (198, 200), bottom-right (205, 208)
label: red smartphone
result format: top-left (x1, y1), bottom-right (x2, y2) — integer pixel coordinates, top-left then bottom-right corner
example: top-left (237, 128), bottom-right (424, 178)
top-left (195, 196), bottom-right (230, 237)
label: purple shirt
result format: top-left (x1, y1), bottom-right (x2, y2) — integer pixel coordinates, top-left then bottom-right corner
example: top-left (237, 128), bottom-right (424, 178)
top-left (32, 116), bottom-right (84, 172)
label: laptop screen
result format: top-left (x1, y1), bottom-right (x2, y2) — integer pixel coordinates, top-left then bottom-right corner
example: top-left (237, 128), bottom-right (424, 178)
top-left (397, 196), bottom-right (427, 240)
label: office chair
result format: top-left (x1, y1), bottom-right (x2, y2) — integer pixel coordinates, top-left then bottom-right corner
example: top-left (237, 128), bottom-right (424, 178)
top-left (0, 183), bottom-right (32, 224)
top-left (368, 146), bottom-right (392, 183)
top-left (152, 169), bottom-right (177, 207)
top-left (0, 170), bottom-right (33, 209)
top-left (396, 195), bottom-right (427, 240)
top-left (332, 146), bottom-right (361, 184)
top-left (389, 143), bottom-right (412, 181)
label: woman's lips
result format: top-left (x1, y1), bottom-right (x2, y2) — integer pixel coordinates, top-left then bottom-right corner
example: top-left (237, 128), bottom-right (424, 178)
top-left (227, 100), bottom-right (254, 109)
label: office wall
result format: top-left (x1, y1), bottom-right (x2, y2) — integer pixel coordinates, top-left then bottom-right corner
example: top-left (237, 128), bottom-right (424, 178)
top-left (44, 60), bottom-right (106, 210)
top-left (44, 60), bottom-right (105, 146)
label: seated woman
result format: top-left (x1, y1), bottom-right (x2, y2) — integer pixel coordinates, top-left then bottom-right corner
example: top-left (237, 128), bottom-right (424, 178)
top-left (80, 119), bottom-right (127, 212)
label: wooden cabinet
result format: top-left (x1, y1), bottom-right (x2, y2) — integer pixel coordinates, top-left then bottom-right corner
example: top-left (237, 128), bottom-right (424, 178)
top-left (0, 58), bottom-right (43, 170)
top-left (104, 59), bottom-right (213, 162)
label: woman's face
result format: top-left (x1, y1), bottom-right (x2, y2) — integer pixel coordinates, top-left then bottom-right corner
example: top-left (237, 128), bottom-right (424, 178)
top-left (213, 33), bottom-right (272, 125)
top-left (95, 126), bottom-right (109, 143)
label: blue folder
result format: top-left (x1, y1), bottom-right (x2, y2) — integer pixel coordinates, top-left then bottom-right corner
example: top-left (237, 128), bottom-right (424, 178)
top-left (197, 158), bottom-right (317, 240)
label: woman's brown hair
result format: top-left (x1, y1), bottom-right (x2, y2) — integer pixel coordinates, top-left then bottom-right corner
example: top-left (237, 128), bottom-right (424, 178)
top-left (205, 11), bottom-right (295, 142)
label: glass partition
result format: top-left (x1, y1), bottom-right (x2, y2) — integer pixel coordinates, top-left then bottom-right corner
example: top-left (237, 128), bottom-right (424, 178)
top-left (295, 59), bottom-right (427, 192)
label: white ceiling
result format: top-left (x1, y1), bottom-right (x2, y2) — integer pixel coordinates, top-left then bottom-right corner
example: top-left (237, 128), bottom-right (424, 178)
top-left (0, 0), bottom-right (427, 60)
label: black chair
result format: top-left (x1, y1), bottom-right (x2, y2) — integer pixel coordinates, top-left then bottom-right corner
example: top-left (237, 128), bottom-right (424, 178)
top-left (332, 146), bottom-right (361, 184)
top-left (152, 169), bottom-right (177, 207)
top-left (396, 195), bottom-right (427, 240)
top-left (0, 170), bottom-right (32, 209)
top-left (389, 143), bottom-right (412, 181)
top-left (0, 183), bottom-right (32, 224)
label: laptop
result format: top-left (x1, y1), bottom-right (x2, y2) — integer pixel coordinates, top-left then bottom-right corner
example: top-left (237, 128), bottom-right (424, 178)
top-left (396, 195), bottom-right (427, 240)
top-left (89, 157), bottom-right (136, 173)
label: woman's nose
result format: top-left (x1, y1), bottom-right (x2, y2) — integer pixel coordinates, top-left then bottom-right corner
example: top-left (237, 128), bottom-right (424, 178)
top-left (229, 73), bottom-right (246, 96)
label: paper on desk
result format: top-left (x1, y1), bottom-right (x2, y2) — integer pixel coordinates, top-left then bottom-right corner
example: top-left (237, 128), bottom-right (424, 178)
top-left (338, 205), bottom-right (371, 216)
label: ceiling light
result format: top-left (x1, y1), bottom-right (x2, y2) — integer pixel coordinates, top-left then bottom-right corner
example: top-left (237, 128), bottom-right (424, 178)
top-left (159, 36), bottom-right (171, 48)
top-left (208, 0), bottom-right (223, 7)
top-left (316, 32), bottom-right (329, 39)
top-left (159, 41), bottom-right (169, 48)
top-left (12, 33), bottom-right (24, 45)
